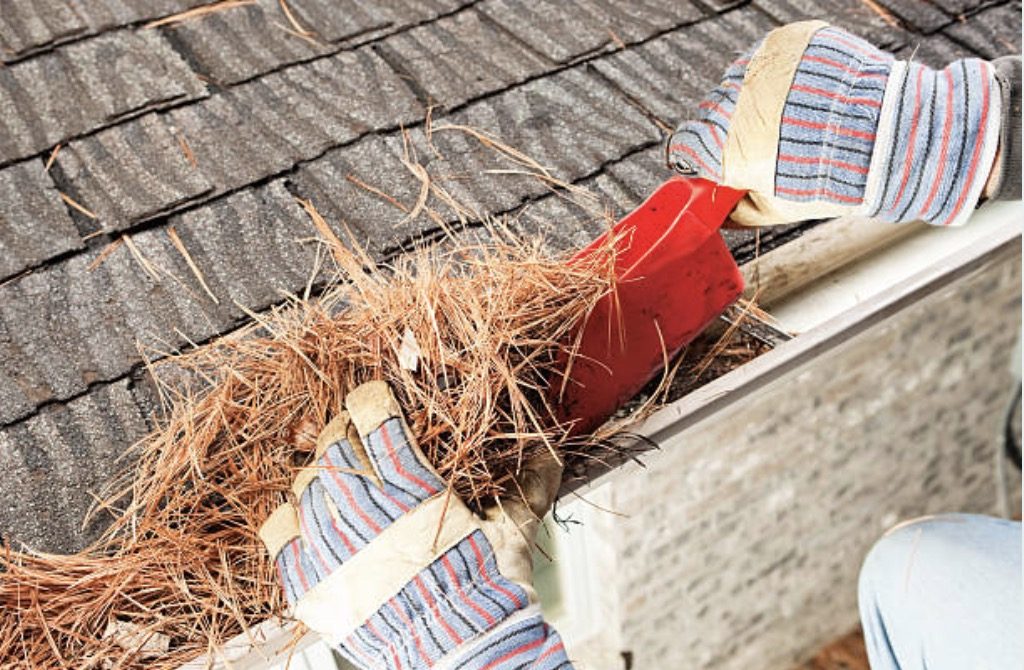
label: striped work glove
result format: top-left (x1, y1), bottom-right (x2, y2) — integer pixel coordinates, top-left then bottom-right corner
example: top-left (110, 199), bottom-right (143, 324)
top-left (669, 21), bottom-right (1020, 227)
top-left (259, 381), bottom-right (572, 670)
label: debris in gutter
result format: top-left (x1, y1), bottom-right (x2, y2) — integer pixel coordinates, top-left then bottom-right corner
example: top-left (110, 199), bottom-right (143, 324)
top-left (0, 219), bottom-right (620, 669)
top-left (0, 128), bottom-right (777, 669)
top-left (101, 620), bottom-right (170, 667)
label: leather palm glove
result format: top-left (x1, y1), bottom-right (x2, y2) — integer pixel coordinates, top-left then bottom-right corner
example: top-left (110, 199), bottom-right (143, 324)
top-left (669, 21), bottom-right (1020, 228)
top-left (259, 381), bottom-right (573, 670)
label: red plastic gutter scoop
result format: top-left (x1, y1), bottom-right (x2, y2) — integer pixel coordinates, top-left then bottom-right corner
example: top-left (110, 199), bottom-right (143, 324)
top-left (555, 177), bottom-right (746, 435)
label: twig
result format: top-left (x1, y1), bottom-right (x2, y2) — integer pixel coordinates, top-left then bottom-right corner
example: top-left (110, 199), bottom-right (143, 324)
top-left (143, 0), bottom-right (257, 29)
top-left (59, 192), bottom-right (97, 219)
top-left (278, 0), bottom-right (315, 36)
top-left (273, 21), bottom-right (323, 46)
top-left (87, 238), bottom-right (124, 271)
top-left (177, 133), bottom-right (197, 169)
top-left (345, 174), bottom-right (411, 213)
top-left (295, 197), bottom-right (347, 268)
top-left (859, 0), bottom-right (902, 28)
top-left (607, 29), bottom-right (626, 50)
top-left (167, 226), bottom-right (219, 304)
top-left (43, 144), bottom-right (61, 172)
top-left (121, 234), bottom-right (162, 281)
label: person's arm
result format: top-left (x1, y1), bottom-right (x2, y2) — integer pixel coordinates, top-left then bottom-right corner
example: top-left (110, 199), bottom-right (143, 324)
top-left (984, 55), bottom-right (1022, 202)
top-left (668, 21), bottom-right (1021, 228)
top-left (259, 381), bottom-right (572, 670)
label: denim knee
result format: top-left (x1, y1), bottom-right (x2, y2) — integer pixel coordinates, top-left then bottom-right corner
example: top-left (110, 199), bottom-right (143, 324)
top-left (860, 513), bottom-right (1019, 602)
top-left (858, 513), bottom-right (1022, 670)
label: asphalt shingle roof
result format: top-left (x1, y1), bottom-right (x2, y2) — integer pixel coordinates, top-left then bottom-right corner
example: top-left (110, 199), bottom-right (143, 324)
top-left (0, 0), bottom-right (1019, 553)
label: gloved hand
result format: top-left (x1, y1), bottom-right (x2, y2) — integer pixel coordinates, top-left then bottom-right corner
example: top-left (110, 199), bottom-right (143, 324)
top-left (669, 21), bottom-right (1019, 228)
top-left (259, 380), bottom-right (572, 670)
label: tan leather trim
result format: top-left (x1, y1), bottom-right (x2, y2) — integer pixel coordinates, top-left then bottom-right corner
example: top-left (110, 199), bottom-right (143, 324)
top-left (346, 380), bottom-right (403, 436)
top-left (315, 411), bottom-right (378, 482)
top-left (722, 20), bottom-right (860, 226)
top-left (723, 20), bottom-right (828, 192)
top-left (258, 504), bottom-right (300, 559)
top-left (731, 195), bottom-right (857, 226)
top-left (479, 499), bottom-right (540, 604)
top-left (291, 467), bottom-right (319, 500)
top-left (294, 492), bottom-right (479, 641)
top-left (315, 412), bottom-right (351, 459)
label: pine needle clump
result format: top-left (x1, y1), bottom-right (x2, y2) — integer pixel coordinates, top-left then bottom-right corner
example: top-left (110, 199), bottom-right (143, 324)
top-left (0, 225), bottom-right (615, 668)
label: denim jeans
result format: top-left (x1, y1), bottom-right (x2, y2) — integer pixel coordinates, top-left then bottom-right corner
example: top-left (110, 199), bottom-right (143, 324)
top-left (858, 513), bottom-right (1022, 670)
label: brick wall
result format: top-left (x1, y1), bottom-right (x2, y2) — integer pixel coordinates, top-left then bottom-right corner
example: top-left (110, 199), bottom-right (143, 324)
top-left (558, 243), bottom-right (1022, 669)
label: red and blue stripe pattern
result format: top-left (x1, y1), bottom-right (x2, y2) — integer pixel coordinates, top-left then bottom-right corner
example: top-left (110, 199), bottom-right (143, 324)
top-left (305, 417), bottom-right (440, 576)
top-left (269, 415), bottom-right (572, 669)
top-left (668, 23), bottom-right (1000, 226)
top-left (867, 58), bottom-right (998, 226)
top-left (275, 532), bottom-right (319, 606)
top-left (335, 531), bottom-right (569, 670)
top-left (774, 27), bottom-right (892, 206)
top-left (274, 417), bottom-right (439, 605)
top-left (335, 530), bottom-right (529, 668)
top-left (667, 42), bottom-right (760, 180)
top-left (446, 613), bottom-right (570, 670)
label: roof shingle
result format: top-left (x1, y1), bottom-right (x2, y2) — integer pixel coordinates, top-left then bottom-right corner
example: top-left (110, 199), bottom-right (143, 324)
top-left (0, 0), bottom-right (215, 63)
top-left (291, 67), bottom-right (662, 255)
top-left (289, 0), bottom-right (474, 43)
top-left (0, 379), bottom-right (150, 553)
top-left (55, 112), bottom-right (214, 230)
top-left (375, 9), bottom-right (551, 109)
top-left (0, 160), bottom-right (84, 281)
top-left (0, 0), bottom-right (88, 62)
top-left (755, 0), bottom-right (911, 47)
top-left (158, 3), bottom-right (333, 85)
top-left (592, 7), bottom-right (777, 128)
top-left (0, 29), bottom-right (207, 166)
top-left (0, 181), bottom-right (314, 425)
top-left (479, 0), bottom-right (707, 64)
top-left (944, 1), bottom-right (1024, 60)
